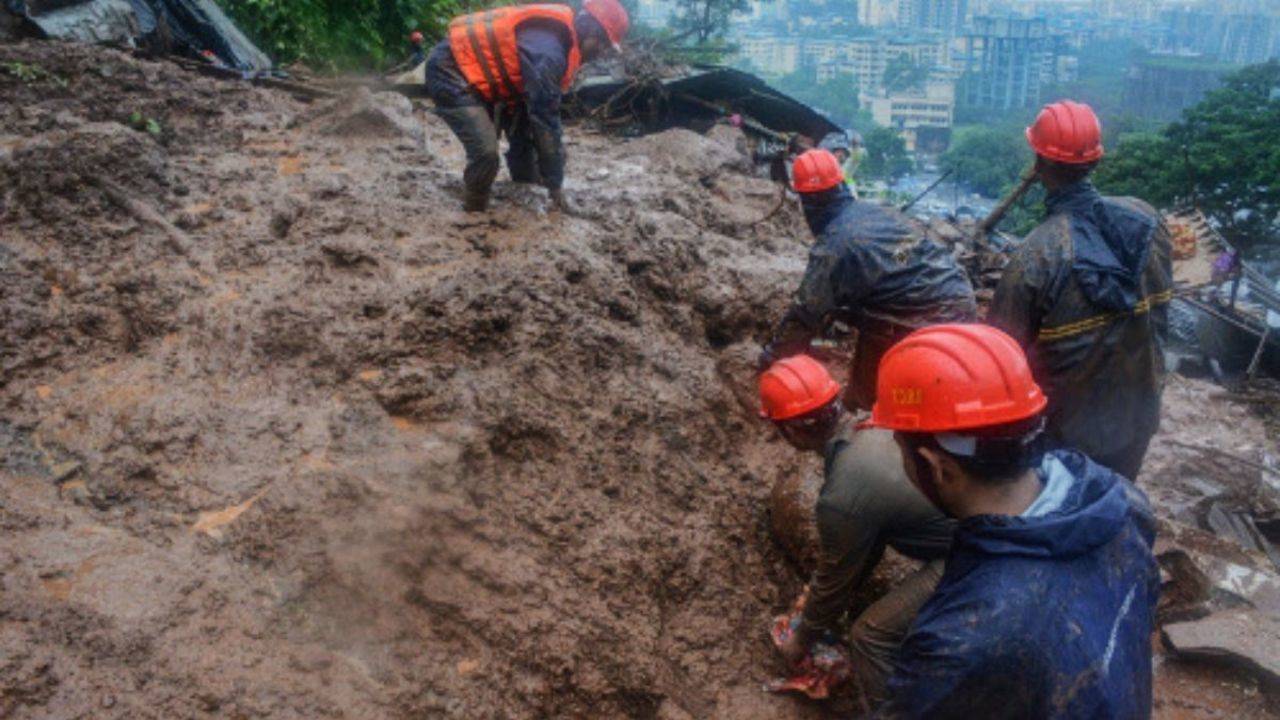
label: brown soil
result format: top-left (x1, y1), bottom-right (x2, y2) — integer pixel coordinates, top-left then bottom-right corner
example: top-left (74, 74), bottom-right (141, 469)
top-left (1, 39), bottom-right (1278, 719)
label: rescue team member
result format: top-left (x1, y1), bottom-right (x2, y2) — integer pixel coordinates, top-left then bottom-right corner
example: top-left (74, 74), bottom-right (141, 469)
top-left (818, 130), bottom-right (863, 196)
top-left (425, 0), bottom-right (629, 212)
top-left (760, 149), bottom-right (977, 410)
top-left (759, 355), bottom-right (954, 707)
top-left (987, 100), bottom-right (1173, 480)
top-left (867, 324), bottom-right (1159, 719)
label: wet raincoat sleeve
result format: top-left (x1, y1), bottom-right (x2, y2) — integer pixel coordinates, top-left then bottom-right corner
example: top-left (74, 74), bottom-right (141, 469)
top-left (987, 231), bottom-right (1053, 348)
top-left (770, 241), bottom-right (879, 352)
top-left (515, 26), bottom-right (568, 190)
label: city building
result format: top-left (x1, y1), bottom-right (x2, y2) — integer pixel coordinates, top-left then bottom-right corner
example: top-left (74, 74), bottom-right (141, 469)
top-left (735, 34), bottom-right (802, 77)
top-left (1159, 8), bottom-right (1280, 65)
top-left (858, 0), bottom-right (899, 27)
top-left (1122, 54), bottom-right (1236, 121)
top-left (813, 34), bottom-right (950, 93)
top-left (958, 16), bottom-right (1056, 111)
top-left (897, 0), bottom-right (970, 37)
top-left (862, 72), bottom-right (958, 152)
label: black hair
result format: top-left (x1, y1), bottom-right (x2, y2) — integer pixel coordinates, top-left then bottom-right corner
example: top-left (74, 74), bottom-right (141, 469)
top-left (1038, 156), bottom-right (1099, 186)
top-left (897, 415), bottom-right (1044, 485)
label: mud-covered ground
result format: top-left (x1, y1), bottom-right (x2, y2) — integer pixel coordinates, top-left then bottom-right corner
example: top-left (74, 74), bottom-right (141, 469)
top-left (1, 40), bottom-right (1278, 719)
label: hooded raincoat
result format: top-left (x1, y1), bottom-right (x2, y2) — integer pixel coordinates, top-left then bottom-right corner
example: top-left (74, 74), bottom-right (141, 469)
top-left (987, 181), bottom-right (1172, 479)
top-left (770, 185), bottom-right (977, 408)
top-left (875, 449), bottom-right (1160, 720)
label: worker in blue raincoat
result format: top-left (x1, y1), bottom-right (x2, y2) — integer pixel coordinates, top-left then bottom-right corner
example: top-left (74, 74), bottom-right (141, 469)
top-left (867, 323), bottom-right (1160, 719)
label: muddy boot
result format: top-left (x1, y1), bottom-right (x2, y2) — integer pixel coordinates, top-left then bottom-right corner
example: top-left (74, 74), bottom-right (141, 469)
top-left (463, 189), bottom-right (489, 213)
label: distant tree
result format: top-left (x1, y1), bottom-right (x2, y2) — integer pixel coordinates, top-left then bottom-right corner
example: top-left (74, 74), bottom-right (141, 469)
top-left (770, 68), bottom-right (874, 137)
top-left (670, 0), bottom-right (750, 43)
top-left (862, 126), bottom-right (913, 181)
top-left (940, 124), bottom-right (1030, 198)
top-left (1095, 60), bottom-right (1280, 251)
top-left (217, 0), bottom-right (484, 70)
top-left (882, 53), bottom-right (928, 94)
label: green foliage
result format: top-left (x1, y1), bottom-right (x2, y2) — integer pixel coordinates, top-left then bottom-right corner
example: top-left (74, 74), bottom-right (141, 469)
top-left (215, 0), bottom-right (484, 70)
top-left (2, 61), bottom-right (68, 87)
top-left (940, 124), bottom-right (1030, 198)
top-left (128, 110), bottom-right (164, 136)
top-left (1095, 60), bottom-right (1280, 251)
top-left (670, 0), bottom-right (749, 44)
top-left (862, 126), bottom-right (913, 181)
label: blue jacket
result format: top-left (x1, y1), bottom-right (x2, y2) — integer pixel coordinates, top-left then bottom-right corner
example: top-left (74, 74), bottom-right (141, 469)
top-left (876, 450), bottom-right (1159, 720)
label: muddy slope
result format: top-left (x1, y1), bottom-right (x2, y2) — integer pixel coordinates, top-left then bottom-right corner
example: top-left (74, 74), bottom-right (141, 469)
top-left (0, 40), bottom-right (828, 719)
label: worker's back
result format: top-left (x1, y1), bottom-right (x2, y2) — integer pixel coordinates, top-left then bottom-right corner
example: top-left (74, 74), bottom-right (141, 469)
top-left (988, 181), bottom-right (1172, 479)
top-left (800, 196), bottom-right (977, 326)
top-left (876, 450), bottom-right (1159, 719)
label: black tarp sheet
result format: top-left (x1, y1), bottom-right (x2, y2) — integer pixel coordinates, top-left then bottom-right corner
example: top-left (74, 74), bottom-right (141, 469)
top-left (570, 65), bottom-right (842, 143)
top-left (6, 0), bottom-right (271, 72)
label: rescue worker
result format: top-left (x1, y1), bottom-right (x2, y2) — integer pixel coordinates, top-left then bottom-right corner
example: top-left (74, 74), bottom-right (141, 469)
top-left (868, 323), bottom-right (1159, 719)
top-left (760, 149), bottom-right (977, 410)
top-left (818, 130), bottom-right (863, 195)
top-left (759, 355), bottom-right (954, 707)
top-left (987, 100), bottom-right (1173, 480)
top-left (408, 30), bottom-right (427, 67)
top-left (424, 0), bottom-right (629, 212)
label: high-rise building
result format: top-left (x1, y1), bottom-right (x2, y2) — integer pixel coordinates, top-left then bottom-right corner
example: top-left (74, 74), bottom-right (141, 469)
top-left (858, 0), bottom-right (899, 27)
top-left (897, 0), bottom-right (970, 36)
top-left (958, 16), bottom-right (1056, 111)
top-left (813, 35), bottom-right (950, 94)
top-left (1122, 55), bottom-right (1234, 121)
top-left (1159, 8), bottom-right (1280, 65)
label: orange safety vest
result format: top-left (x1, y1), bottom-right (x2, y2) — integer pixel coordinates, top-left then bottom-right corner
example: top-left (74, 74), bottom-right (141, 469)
top-left (448, 4), bottom-right (582, 103)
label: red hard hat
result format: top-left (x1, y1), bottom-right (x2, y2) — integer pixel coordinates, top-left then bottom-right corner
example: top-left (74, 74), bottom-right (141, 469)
top-left (792, 149), bottom-right (844, 193)
top-left (409, 30), bottom-right (424, 44)
top-left (1025, 100), bottom-right (1104, 165)
top-left (868, 324), bottom-right (1047, 433)
top-left (583, 0), bottom-right (630, 49)
top-left (759, 355), bottom-right (842, 421)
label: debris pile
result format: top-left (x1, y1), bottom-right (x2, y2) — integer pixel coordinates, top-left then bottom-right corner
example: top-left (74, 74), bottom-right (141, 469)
top-left (0, 38), bottom-right (1278, 719)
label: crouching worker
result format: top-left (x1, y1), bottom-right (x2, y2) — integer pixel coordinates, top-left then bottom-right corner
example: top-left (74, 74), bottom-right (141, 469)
top-left (425, 0), bottom-right (629, 212)
top-left (759, 355), bottom-right (954, 706)
top-left (867, 324), bottom-right (1159, 719)
top-left (760, 149), bottom-right (977, 411)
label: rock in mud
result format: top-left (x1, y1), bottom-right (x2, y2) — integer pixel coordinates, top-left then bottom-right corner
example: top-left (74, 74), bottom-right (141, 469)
top-left (1164, 609), bottom-right (1280, 685)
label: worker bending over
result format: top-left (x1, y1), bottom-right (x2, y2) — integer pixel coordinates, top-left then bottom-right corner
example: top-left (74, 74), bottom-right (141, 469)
top-left (988, 100), bottom-right (1172, 480)
top-left (868, 324), bottom-right (1159, 719)
top-left (761, 149), bottom-right (977, 410)
top-left (425, 0), bottom-right (629, 212)
top-left (759, 356), bottom-right (953, 706)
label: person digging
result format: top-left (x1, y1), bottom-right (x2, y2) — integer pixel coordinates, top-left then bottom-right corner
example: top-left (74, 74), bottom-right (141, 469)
top-left (868, 323), bottom-right (1159, 718)
top-left (424, 0), bottom-right (629, 212)
top-left (759, 354), bottom-right (954, 708)
top-left (760, 149), bottom-right (977, 411)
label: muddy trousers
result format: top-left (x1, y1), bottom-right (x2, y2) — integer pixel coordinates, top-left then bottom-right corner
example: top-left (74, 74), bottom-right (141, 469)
top-left (847, 559), bottom-right (945, 709)
top-left (434, 102), bottom-right (541, 209)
